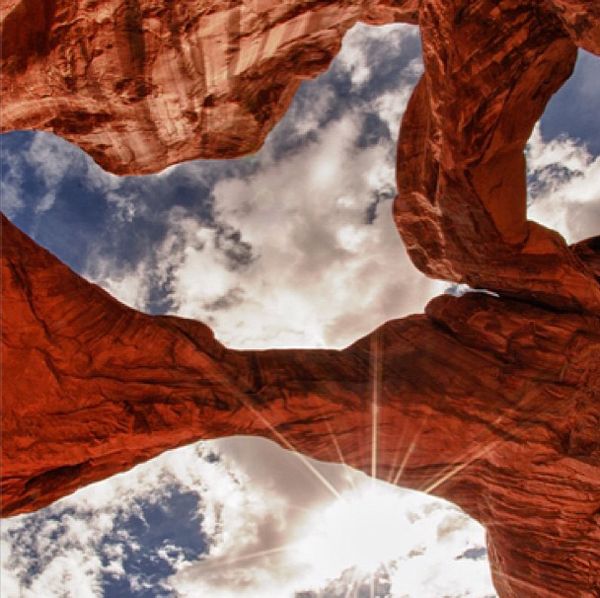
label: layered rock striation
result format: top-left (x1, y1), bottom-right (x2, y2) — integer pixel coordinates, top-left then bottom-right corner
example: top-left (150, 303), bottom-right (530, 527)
top-left (394, 0), bottom-right (600, 312)
top-left (2, 215), bottom-right (599, 597)
top-left (0, 0), bottom-right (415, 174)
top-left (1, 1), bottom-right (600, 597)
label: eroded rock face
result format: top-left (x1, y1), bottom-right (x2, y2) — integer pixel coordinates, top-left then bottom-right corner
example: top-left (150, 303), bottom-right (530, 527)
top-left (0, 0), bottom-right (415, 174)
top-left (394, 0), bottom-right (600, 312)
top-left (2, 215), bottom-right (600, 596)
top-left (543, 0), bottom-right (600, 54)
top-left (1, 1), bottom-right (600, 597)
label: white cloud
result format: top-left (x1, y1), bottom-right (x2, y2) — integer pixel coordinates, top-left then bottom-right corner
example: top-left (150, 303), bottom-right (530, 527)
top-left (1, 443), bottom-right (203, 598)
top-left (2, 499), bottom-right (115, 598)
top-left (129, 104), bottom-right (444, 350)
top-left (24, 133), bottom-right (83, 213)
top-left (86, 85), bottom-right (443, 350)
top-left (69, 21), bottom-right (435, 350)
top-left (336, 23), bottom-right (417, 91)
top-left (1, 438), bottom-right (495, 598)
top-left (292, 85), bottom-right (337, 136)
top-left (372, 84), bottom-right (414, 138)
top-left (0, 150), bottom-right (25, 217)
top-left (164, 439), bottom-right (493, 598)
top-left (86, 256), bottom-right (151, 311)
top-left (527, 125), bottom-right (600, 244)
top-left (1, 21), bottom-right (495, 598)
top-left (1, 130), bottom-right (125, 223)
top-left (105, 190), bottom-right (142, 222)
top-left (159, 111), bottom-right (439, 348)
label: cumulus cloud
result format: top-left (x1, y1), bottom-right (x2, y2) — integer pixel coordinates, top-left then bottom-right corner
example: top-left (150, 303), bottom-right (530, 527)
top-left (1, 21), bottom-right (497, 598)
top-left (336, 23), bottom-right (420, 92)
top-left (1, 23), bottom-right (434, 350)
top-left (540, 49), bottom-right (600, 156)
top-left (25, 133), bottom-right (84, 213)
top-left (3, 132), bottom-right (118, 215)
top-left (2, 439), bottom-right (494, 598)
top-left (1, 444), bottom-right (211, 598)
top-left (156, 109), bottom-right (444, 349)
top-left (527, 125), bottom-right (600, 244)
top-left (86, 255), bottom-right (152, 311)
top-left (0, 149), bottom-right (25, 217)
top-left (76, 22), bottom-right (441, 350)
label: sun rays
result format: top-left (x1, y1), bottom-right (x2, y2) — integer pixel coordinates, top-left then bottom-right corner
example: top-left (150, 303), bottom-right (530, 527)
top-left (195, 355), bottom-right (345, 501)
top-left (193, 545), bottom-right (293, 572)
top-left (197, 331), bottom-right (415, 596)
top-left (370, 329), bottom-right (383, 483)
top-left (233, 395), bottom-right (343, 500)
top-left (419, 381), bottom-right (536, 496)
top-left (370, 330), bottom-right (383, 598)
top-left (197, 323), bottom-right (502, 596)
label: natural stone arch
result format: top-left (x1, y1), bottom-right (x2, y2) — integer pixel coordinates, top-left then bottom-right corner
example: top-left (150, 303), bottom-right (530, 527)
top-left (1, 1), bottom-right (599, 596)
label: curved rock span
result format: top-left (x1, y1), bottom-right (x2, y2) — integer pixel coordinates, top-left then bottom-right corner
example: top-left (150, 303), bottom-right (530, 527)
top-left (1, 1), bottom-right (600, 597)
top-left (3, 216), bottom-right (600, 597)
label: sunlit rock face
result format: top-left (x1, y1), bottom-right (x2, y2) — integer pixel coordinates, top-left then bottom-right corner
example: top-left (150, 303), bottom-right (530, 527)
top-left (3, 216), bottom-right (599, 597)
top-left (0, 0), bottom-right (416, 175)
top-left (1, 1), bottom-right (600, 598)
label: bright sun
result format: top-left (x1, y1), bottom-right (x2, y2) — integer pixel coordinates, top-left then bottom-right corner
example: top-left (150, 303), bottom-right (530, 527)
top-left (296, 482), bottom-right (419, 576)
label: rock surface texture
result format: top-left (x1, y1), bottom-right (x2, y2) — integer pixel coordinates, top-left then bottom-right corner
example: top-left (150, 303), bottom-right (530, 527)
top-left (395, 0), bottom-right (600, 312)
top-left (3, 216), bottom-right (600, 597)
top-left (1, 1), bottom-right (599, 598)
top-left (0, 0), bottom-right (416, 174)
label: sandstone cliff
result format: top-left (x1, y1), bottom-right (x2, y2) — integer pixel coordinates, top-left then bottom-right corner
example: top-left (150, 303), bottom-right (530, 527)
top-left (1, 1), bottom-right (600, 597)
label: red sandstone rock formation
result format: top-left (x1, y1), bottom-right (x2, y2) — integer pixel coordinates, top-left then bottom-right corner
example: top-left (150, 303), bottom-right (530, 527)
top-left (394, 0), bottom-right (600, 313)
top-left (1, 0), bottom-right (600, 597)
top-left (0, 0), bottom-right (414, 174)
top-left (3, 216), bottom-right (600, 597)
top-left (543, 0), bottom-right (600, 54)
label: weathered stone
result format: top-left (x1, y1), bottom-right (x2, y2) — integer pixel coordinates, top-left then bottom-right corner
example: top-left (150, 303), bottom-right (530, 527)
top-left (2, 217), bottom-right (599, 596)
top-left (394, 0), bottom-right (600, 312)
top-left (0, 0), bottom-right (412, 174)
top-left (1, 1), bottom-right (600, 596)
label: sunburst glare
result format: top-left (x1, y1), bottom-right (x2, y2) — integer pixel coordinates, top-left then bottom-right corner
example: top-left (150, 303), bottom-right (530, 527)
top-left (287, 475), bottom-right (493, 597)
top-left (295, 483), bottom-right (417, 576)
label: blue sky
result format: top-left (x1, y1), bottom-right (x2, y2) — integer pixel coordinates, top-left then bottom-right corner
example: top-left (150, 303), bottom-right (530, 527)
top-left (1, 21), bottom-right (599, 598)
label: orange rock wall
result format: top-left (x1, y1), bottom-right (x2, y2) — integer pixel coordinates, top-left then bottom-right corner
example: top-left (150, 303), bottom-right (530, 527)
top-left (394, 0), bottom-right (600, 310)
top-left (0, 0), bottom-right (414, 174)
top-left (2, 215), bottom-right (599, 597)
top-left (1, 1), bottom-right (600, 597)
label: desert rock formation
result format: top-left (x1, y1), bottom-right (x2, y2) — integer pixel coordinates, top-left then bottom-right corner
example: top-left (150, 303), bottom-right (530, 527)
top-left (1, 1), bottom-right (599, 597)
top-left (3, 215), bottom-right (599, 597)
top-left (0, 0), bottom-right (415, 174)
top-left (394, 0), bottom-right (600, 313)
